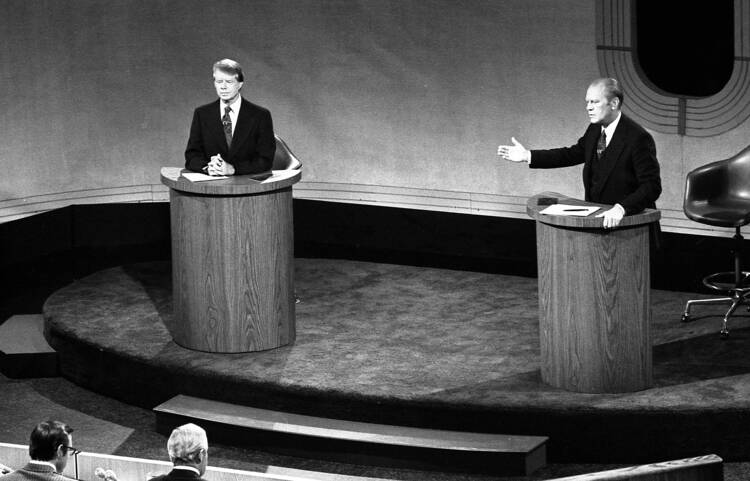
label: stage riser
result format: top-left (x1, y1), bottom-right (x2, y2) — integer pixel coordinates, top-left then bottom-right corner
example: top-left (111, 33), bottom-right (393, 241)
top-left (45, 323), bottom-right (750, 464)
top-left (154, 412), bottom-right (545, 476)
top-left (4, 200), bottom-right (750, 322)
top-left (0, 315), bottom-right (58, 378)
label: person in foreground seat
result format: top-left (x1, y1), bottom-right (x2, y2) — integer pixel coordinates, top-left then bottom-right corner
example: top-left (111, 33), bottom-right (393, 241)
top-left (498, 77), bottom-right (661, 229)
top-left (2, 421), bottom-right (77, 481)
top-left (149, 424), bottom-right (209, 481)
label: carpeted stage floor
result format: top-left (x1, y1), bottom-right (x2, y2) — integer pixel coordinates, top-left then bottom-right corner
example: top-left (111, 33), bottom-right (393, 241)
top-left (41, 258), bottom-right (750, 464)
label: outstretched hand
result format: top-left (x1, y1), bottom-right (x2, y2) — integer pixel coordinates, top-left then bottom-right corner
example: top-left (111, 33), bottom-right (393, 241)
top-left (497, 137), bottom-right (530, 163)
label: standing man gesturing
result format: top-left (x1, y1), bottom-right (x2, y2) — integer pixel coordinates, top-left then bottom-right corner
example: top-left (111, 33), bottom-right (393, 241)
top-left (498, 77), bottom-right (661, 229)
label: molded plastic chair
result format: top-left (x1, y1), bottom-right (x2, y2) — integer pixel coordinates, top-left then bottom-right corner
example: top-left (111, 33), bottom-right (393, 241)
top-left (273, 135), bottom-right (302, 170)
top-left (681, 145), bottom-right (750, 337)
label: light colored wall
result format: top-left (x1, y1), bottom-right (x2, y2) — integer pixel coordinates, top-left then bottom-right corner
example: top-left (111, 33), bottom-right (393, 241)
top-left (1, 0), bottom-right (747, 236)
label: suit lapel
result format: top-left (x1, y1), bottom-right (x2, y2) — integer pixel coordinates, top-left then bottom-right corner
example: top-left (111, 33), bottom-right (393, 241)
top-left (228, 99), bottom-right (256, 158)
top-left (206, 100), bottom-right (228, 153)
top-left (582, 123), bottom-right (599, 195)
top-left (590, 115), bottom-right (629, 199)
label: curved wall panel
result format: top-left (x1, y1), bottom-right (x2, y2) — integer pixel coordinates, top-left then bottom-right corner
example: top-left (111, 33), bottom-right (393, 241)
top-left (1, 0), bottom-right (749, 237)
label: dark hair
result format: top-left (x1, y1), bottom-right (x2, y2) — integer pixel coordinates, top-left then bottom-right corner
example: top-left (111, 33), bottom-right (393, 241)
top-left (213, 58), bottom-right (244, 82)
top-left (28, 421), bottom-right (73, 461)
top-left (593, 77), bottom-right (624, 106)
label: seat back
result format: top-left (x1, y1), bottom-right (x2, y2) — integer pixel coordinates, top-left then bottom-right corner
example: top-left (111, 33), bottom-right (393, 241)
top-left (686, 144), bottom-right (750, 202)
top-left (272, 135), bottom-right (302, 170)
top-left (725, 145), bottom-right (750, 198)
top-left (684, 145), bottom-right (750, 226)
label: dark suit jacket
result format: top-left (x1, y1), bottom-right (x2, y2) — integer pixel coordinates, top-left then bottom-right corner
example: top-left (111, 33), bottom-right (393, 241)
top-left (185, 98), bottom-right (275, 175)
top-left (149, 468), bottom-right (207, 481)
top-left (530, 114), bottom-right (662, 215)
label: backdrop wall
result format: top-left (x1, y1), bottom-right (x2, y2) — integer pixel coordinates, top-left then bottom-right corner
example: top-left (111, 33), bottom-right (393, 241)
top-left (1, 0), bottom-right (748, 236)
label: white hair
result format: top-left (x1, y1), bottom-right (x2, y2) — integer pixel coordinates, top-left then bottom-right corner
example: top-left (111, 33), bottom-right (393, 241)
top-left (167, 424), bottom-right (208, 463)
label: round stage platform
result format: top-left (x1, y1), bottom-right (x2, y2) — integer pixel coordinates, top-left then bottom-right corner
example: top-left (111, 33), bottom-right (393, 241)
top-left (42, 259), bottom-right (750, 463)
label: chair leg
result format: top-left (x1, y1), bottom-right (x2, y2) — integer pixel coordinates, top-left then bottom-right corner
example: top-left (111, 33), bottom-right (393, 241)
top-left (682, 297), bottom-right (733, 322)
top-left (682, 227), bottom-right (749, 337)
top-left (720, 295), bottom-right (745, 338)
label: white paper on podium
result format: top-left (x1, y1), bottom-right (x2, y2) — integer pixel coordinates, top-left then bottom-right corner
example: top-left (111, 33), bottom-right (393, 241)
top-left (182, 172), bottom-right (229, 182)
top-left (539, 204), bottom-right (600, 216)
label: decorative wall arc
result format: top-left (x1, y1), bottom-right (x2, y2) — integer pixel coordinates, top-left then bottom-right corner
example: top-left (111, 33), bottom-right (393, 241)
top-left (596, 0), bottom-right (750, 136)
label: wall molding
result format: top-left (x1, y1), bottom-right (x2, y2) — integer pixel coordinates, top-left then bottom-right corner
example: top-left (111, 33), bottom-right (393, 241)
top-left (596, 0), bottom-right (750, 137)
top-left (0, 181), bottom-right (740, 238)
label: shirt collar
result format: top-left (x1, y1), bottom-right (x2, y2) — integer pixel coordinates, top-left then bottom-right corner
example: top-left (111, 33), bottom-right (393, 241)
top-left (172, 466), bottom-right (201, 475)
top-left (221, 95), bottom-right (242, 114)
top-left (601, 111), bottom-right (621, 146)
top-left (28, 460), bottom-right (57, 471)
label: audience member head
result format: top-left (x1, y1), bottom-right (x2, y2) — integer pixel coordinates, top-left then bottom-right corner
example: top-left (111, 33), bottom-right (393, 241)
top-left (166, 424), bottom-right (208, 475)
top-left (28, 421), bottom-right (75, 473)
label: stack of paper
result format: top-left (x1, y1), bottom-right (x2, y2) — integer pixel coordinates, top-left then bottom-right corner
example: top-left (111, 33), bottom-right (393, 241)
top-left (539, 204), bottom-right (600, 216)
top-left (182, 172), bottom-right (229, 182)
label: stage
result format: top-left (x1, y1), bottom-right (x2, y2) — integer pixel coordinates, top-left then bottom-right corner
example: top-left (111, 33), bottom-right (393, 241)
top-left (42, 258), bottom-right (750, 463)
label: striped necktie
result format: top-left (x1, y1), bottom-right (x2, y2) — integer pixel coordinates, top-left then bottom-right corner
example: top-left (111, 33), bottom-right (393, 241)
top-left (222, 106), bottom-right (232, 148)
top-left (596, 129), bottom-right (606, 159)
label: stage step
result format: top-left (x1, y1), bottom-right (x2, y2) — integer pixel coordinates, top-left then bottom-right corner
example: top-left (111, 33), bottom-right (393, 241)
top-left (547, 454), bottom-right (723, 481)
top-left (154, 395), bottom-right (547, 476)
top-left (0, 314), bottom-right (58, 378)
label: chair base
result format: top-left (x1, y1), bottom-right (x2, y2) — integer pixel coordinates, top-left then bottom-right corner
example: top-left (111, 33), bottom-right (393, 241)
top-left (681, 270), bottom-right (750, 338)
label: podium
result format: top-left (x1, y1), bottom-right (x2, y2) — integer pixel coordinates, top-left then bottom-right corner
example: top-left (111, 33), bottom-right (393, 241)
top-left (160, 168), bottom-right (301, 353)
top-left (526, 192), bottom-right (660, 393)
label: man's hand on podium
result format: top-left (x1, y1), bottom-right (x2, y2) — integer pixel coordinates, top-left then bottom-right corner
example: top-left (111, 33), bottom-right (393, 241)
top-left (207, 154), bottom-right (235, 176)
top-left (596, 204), bottom-right (625, 229)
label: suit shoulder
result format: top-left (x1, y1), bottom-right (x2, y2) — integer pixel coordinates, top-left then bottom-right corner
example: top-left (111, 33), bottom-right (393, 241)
top-left (194, 100), bottom-right (220, 114)
top-left (241, 99), bottom-right (271, 116)
top-left (621, 114), bottom-right (652, 138)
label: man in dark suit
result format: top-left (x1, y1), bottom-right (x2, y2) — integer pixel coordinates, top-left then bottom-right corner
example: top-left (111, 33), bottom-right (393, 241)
top-left (2, 421), bottom-right (79, 481)
top-left (149, 424), bottom-right (209, 481)
top-left (497, 77), bottom-right (661, 228)
top-left (185, 58), bottom-right (275, 176)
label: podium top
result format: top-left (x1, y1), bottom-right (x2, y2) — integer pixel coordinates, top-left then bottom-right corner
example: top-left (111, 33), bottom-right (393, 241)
top-left (160, 167), bottom-right (301, 195)
top-left (526, 192), bottom-right (660, 229)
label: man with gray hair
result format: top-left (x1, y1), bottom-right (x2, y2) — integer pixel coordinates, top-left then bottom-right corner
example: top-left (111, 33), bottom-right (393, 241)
top-left (149, 424), bottom-right (209, 481)
top-left (498, 77), bottom-right (661, 229)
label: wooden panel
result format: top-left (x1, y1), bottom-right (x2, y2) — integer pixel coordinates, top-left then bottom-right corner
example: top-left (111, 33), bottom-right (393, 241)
top-left (526, 192), bottom-right (661, 229)
top-left (169, 186), bottom-right (295, 353)
top-left (547, 454), bottom-right (723, 481)
top-left (0, 443), bottom-right (29, 473)
top-left (530, 193), bottom-right (654, 393)
top-left (160, 168), bottom-right (300, 196)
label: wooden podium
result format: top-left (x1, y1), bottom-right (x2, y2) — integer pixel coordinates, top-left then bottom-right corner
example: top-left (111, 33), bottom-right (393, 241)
top-left (526, 192), bottom-right (660, 393)
top-left (160, 167), bottom-right (300, 353)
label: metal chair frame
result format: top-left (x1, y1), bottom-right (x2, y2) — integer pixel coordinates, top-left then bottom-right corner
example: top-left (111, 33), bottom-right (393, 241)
top-left (681, 227), bottom-right (750, 337)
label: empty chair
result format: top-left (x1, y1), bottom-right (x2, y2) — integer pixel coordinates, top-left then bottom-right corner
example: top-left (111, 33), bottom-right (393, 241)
top-left (273, 135), bottom-right (302, 170)
top-left (681, 145), bottom-right (750, 337)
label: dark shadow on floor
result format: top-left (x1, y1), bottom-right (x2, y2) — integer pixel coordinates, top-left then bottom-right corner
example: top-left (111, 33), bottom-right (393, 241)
top-left (653, 323), bottom-right (750, 387)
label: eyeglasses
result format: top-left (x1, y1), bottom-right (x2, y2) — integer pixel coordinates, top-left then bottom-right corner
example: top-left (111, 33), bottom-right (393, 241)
top-left (63, 446), bottom-right (81, 456)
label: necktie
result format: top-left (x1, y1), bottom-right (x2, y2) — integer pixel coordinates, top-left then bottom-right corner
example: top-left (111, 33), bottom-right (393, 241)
top-left (222, 106), bottom-right (232, 148)
top-left (596, 129), bottom-right (607, 159)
